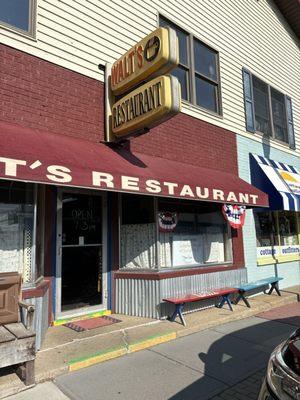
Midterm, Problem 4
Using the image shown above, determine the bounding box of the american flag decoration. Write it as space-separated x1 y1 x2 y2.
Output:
222 204 246 229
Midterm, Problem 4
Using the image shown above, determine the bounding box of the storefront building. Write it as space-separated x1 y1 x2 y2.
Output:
238 139 300 288
0 1 299 347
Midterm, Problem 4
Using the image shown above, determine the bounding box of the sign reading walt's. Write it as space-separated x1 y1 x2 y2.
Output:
110 27 178 95
106 27 181 141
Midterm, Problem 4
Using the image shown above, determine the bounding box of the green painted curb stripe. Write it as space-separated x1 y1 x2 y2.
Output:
68 331 176 365
68 345 125 365
129 331 176 346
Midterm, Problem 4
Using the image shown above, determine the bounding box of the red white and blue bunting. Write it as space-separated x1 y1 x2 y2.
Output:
222 204 246 229
158 212 178 232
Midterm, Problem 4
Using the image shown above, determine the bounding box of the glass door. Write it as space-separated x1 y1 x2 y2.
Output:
56 190 106 317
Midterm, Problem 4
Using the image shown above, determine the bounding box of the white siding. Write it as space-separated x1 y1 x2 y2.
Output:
1 0 300 152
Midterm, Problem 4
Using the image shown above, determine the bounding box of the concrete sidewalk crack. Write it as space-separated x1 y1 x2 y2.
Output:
121 329 130 352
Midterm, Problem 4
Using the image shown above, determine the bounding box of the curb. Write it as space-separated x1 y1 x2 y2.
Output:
68 331 177 372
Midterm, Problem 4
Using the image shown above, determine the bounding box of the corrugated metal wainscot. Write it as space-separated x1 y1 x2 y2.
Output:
22 288 49 350
115 269 247 319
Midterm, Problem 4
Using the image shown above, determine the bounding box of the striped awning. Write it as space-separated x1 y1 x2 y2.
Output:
250 154 300 211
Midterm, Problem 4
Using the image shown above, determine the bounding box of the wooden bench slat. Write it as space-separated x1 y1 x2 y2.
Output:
0 326 15 344
4 323 35 339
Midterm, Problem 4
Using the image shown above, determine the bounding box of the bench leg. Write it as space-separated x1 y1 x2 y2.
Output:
235 292 251 308
169 303 186 326
268 282 281 296
216 295 233 311
16 360 35 386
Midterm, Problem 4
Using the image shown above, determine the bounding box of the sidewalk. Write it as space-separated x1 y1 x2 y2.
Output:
1 286 299 399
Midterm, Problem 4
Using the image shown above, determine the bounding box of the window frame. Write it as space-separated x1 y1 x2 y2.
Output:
159 14 222 116
0 0 37 39
245 71 291 146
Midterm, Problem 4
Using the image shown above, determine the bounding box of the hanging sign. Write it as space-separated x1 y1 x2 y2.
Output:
111 27 178 95
222 204 246 229
111 75 181 137
158 211 178 232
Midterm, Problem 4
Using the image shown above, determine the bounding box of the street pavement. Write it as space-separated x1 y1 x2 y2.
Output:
6 308 299 400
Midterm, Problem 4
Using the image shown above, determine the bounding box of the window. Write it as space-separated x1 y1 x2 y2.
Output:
253 77 271 136
0 0 36 37
160 16 221 114
0 181 44 284
121 194 156 269
243 69 295 148
255 210 300 264
158 200 232 268
120 195 232 269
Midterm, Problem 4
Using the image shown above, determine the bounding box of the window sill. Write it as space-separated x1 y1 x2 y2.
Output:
182 100 223 120
114 263 242 280
0 22 37 42
254 130 291 149
257 255 300 266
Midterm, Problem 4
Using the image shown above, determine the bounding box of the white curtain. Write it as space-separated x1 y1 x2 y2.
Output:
121 223 156 269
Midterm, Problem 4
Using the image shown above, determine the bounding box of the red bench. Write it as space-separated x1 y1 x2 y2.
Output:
163 287 238 326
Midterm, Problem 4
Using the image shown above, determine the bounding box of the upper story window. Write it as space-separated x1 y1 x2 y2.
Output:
243 69 295 149
160 16 222 115
0 0 36 37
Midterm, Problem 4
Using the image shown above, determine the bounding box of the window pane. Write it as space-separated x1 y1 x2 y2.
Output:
254 212 278 246
271 88 288 143
0 181 35 282
0 0 30 32
159 17 188 65
171 66 189 101
253 77 271 135
158 201 232 268
195 76 217 112
278 211 298 245
194 39 217 81
121 195 156 269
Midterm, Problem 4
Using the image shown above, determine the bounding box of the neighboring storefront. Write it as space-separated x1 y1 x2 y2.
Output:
237 137 300 288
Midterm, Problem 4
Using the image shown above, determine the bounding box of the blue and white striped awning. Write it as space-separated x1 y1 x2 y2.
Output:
250 154 300 211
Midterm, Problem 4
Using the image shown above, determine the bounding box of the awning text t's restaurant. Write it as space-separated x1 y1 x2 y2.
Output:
0 122 268 207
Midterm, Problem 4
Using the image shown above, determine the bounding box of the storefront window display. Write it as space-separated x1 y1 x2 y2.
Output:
255 210 300 264
121 195 233 269
0 180 44 284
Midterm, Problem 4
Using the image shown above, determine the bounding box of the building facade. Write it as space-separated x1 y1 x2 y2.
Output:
0 0 299 347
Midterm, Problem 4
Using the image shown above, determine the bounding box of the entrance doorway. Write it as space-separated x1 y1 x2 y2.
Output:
56 190 107 318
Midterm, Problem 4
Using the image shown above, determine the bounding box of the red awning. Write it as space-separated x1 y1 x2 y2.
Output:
0 122 268 207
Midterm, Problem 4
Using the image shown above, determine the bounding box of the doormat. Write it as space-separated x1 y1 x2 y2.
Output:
64 316 122 332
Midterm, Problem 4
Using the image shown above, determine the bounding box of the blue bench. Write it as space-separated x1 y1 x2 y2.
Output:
234 276 283 308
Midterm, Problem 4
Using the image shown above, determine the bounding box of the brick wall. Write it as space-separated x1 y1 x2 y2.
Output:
0 44 104 143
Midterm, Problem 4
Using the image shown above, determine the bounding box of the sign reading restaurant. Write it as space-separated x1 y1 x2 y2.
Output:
107 27 181 141
112 76 180 137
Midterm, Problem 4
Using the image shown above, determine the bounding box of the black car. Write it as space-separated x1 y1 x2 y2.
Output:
258 328 300 399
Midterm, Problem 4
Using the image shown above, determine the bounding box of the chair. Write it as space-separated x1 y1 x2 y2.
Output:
0 272 36 386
